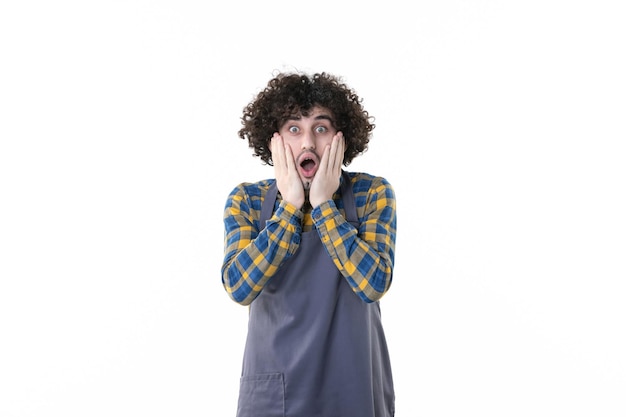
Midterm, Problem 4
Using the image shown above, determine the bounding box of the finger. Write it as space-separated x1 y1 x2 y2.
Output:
284 142 298 174
270 132 280 153
330 133 343 174
327 136 338 173
271 134 285 170
318 143 331 174
339 134 346 171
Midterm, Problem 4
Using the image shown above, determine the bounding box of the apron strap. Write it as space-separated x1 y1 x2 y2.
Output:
260 182 278 228
339 170 358 225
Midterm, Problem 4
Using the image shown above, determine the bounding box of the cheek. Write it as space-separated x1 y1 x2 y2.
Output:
319 136 335 149
284 142 299 156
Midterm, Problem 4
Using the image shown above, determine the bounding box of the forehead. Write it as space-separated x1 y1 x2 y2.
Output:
288 106 334 122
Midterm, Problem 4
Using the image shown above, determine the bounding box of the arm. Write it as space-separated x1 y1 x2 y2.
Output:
221 184 303 306
312 176 396 303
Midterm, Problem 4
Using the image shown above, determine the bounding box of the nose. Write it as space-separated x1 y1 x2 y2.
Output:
301 131 316 150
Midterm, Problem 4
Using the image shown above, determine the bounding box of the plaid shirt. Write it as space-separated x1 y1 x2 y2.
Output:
222 171 396 306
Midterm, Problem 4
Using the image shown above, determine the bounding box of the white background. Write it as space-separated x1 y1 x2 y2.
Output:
1 1 625 416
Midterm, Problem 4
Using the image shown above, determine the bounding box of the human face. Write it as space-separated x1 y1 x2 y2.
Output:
278 106 337 189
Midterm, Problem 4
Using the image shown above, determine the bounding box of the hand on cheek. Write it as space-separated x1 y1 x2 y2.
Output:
271 133 305 209
310 132 345 208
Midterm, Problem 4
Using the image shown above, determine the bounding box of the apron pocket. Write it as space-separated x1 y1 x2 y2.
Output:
237 372 285 417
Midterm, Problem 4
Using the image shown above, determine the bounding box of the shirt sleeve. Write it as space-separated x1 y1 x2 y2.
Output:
221 184 303 306
311 176 396 303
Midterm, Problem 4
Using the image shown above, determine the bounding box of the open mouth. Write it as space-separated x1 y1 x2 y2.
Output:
298 154 318 178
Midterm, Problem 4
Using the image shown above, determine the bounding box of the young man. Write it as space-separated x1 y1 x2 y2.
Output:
222 71 397 417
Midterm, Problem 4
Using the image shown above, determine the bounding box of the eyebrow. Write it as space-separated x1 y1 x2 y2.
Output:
314 114 334 123
285 114 334 123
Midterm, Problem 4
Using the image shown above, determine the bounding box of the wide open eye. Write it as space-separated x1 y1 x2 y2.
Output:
315 125 328 134
288 126 299 134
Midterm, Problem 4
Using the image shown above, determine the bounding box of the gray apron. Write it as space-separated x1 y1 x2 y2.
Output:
237 171 394 417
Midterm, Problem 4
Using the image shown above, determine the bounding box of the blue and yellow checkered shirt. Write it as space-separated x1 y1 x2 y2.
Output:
222 171 396 306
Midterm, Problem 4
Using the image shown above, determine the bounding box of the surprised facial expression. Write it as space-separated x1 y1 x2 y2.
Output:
278 106 337 190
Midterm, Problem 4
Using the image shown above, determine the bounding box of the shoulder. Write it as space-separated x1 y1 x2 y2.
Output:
227 178 275 199
345 171 394 194
344 172 396 220
224 179 275 213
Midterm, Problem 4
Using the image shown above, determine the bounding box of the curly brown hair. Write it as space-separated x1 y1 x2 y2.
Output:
238 72 375 166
